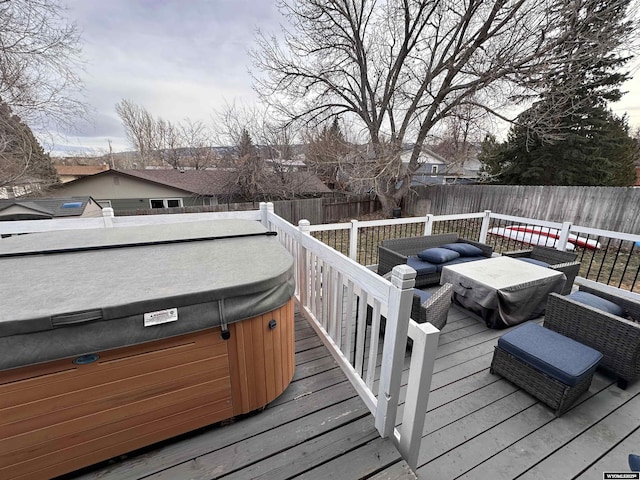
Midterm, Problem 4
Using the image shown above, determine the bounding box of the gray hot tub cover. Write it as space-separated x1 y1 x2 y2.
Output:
0 219 295 370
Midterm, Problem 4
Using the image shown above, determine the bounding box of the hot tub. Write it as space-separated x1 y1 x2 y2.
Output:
0 219 296 480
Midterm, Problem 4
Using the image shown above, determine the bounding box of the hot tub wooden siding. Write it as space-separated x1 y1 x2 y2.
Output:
0 299 295 480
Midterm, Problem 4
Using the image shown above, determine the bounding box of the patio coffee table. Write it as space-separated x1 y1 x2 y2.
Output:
440 256 566 328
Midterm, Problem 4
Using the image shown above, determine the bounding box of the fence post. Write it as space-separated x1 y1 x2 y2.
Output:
557 221 572 251
102 207 114 228
349 219 359 261
298 219 311 306
423 214 433 236
399 321 440 470
375 264 416 438
479 210 492 243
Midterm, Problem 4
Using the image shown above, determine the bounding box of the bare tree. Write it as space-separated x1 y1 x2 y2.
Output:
115 99 157 167
252 0 638 213
0 0 85 129
116 100 219 169
179 119 217 169
212 102 318 200
0 0 84 192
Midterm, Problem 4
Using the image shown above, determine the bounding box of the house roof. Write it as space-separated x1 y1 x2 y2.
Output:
0 196 99 220
61 169 331 197
400 148 447 165
55 165 110 176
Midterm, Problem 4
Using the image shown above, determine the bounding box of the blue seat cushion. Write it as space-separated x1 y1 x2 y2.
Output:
441 242 484 257
516 257 550 268
413 288 432 304
567 291 626 317
417 247 460 264
406 256 438 275
497 322 602 386
630 454 640 472
435 255 486 272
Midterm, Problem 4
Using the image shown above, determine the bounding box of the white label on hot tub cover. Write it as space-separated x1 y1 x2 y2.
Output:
144 308 178 327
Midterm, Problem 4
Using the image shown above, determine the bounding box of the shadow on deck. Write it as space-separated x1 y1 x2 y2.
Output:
61 301 640 479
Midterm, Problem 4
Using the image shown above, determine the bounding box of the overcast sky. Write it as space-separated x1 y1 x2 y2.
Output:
50 0 640 156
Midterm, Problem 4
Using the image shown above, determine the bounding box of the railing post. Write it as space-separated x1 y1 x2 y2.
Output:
298 219 311 306
399 321 440 470
349 219 359 261
479 210 492 243
102 207 114 228
557 221 572 251
259 202 268 227
375 264 416 438
423 214 433 236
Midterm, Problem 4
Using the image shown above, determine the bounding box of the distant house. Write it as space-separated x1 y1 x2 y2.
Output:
401 149 448 186
0 196 102 221
442 157 483 184
49 169 331 213
402 148 483 185
54 164 110 183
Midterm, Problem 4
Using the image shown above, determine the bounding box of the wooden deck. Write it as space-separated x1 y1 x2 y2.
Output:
60 302 639 480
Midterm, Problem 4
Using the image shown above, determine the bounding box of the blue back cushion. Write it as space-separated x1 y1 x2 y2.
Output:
441 242 484 257
630 454 640 472
567 291 625 317
413 288 432 304
417 247 460 264
516 257 550 268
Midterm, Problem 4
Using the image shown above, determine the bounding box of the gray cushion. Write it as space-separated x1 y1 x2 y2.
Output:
406 256 438 275
516 257 550 268
498 322 602 386
567 291 626 317
417 247 460 264
441 242 484 257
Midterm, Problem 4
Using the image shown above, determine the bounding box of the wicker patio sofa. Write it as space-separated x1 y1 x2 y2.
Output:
544 283 640 389
502 246 580 295
377 233 493 287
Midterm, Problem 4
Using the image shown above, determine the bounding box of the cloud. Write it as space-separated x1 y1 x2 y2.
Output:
47 0 640 155
50 0 280 153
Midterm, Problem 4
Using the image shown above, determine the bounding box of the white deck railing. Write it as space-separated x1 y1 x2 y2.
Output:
263 203 439 467
309 210 640 293
0 203 439 470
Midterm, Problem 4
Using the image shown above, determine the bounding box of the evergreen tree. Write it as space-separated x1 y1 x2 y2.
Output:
237 128 257 160
305 117 349 189
0 98 59 192
481 0 638 186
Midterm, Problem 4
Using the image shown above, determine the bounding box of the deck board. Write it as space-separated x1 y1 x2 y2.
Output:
60 302 640 480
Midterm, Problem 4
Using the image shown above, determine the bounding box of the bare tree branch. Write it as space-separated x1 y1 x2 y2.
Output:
252 0 638 212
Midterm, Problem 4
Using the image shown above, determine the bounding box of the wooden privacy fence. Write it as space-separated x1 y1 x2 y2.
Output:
407 185 640 234
117 194 380 225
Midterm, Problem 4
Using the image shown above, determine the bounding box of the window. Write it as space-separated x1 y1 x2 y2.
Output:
150 198 183 209
431 165 438 176
61 202 83 209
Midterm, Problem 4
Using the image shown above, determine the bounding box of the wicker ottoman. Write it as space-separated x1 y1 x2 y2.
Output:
490 322 603 416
